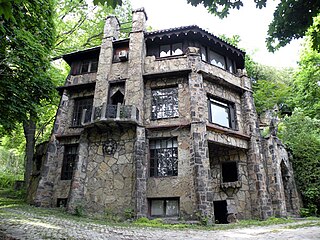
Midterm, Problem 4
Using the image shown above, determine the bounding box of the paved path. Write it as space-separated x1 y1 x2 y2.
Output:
0 208 320 239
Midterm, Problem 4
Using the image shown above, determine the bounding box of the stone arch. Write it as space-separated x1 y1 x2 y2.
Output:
110 90 124 105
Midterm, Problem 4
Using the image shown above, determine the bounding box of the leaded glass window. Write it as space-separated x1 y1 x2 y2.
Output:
72 97 93 126
151 87 178 119
150 138 178 177
61 145 78 180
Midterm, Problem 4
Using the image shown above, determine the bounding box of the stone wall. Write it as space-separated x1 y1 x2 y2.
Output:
146 128 197 219
72 127 137 215
208 144 252 219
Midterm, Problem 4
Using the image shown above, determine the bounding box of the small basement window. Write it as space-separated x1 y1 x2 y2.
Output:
57 198 68 208
221 161 238 182
149 198 179 217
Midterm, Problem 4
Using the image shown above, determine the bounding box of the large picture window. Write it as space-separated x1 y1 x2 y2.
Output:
149 138 178 177
149 198 179 217
208 98 236 129
151 87 178 119
61 145 78 180
72 97 93 127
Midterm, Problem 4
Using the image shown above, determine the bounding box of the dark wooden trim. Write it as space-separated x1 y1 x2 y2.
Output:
56 82 96 95
143 69 192 80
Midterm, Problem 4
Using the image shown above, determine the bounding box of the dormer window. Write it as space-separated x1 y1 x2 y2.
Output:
159 43 183 57
71 59 98 75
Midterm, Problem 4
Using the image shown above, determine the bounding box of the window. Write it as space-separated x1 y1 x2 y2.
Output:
149 198 179 217
61 145 78 180
159 43 183 57
71 59 98 75
150 138 178 177
72 97 93 126
151 87 178 119
208 98 236 129
208 50 226 69
201 46 235 73
221 161 238 182
57 198 68 208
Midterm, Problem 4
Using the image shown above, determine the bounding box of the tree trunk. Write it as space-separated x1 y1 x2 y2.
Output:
23 118 36 188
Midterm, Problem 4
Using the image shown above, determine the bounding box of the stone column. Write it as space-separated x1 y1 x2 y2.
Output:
125 8 148 218
125 8 147 119
93 16 120 107
187 47 214 224
241 76 272 219
66 132 89 213
135 126 147 217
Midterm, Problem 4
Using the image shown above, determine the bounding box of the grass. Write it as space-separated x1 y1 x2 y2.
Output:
1 187 320 232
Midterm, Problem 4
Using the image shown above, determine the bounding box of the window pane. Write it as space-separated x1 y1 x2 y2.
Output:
61 145 78 180
90 61 98 72
172 43 183 55
201 46 207 61
227 58 234 73
160 45 171 57
151 200 164 216
210 101 229 128
166 200 179 216
151 87 178 119
72 97 93 126
80 61 89 73
149 138 178 177
208 50 226 69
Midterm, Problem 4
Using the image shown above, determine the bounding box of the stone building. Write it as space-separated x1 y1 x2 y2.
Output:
30 9 301 223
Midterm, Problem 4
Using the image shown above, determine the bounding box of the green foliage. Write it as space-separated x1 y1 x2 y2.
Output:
267 2 320 52
291 43 320 119
308 14 320 52
54 0 132 56
124 208 134 220
74 203 85 217
186 0 320 52
0 0 56 133
278 110 320 215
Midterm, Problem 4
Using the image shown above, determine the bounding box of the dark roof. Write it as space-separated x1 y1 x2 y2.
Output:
62 46 101 65
145 25 245 57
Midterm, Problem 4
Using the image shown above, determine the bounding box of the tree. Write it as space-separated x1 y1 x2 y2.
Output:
0 0 56 186
186 0 320 52
278 110 320 215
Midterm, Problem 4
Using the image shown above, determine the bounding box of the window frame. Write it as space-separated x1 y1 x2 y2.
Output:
71 59 98 75
151 86 179 120
149 138 178 177
61 145 78 180
149 198 180 217
208 97 236 130
159 42 183 58
72 96 94 127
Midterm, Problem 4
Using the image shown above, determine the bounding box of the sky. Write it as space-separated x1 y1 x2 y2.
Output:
131 0 303 68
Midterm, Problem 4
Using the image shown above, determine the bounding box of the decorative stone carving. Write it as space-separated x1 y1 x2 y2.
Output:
102 139 117 155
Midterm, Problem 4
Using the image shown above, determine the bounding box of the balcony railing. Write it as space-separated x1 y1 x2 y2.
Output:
81 103 139 126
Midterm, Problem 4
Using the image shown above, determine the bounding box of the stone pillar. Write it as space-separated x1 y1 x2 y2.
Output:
241 77 272 219
67 132 89 213
135 126 147 217
93 16 120 107
125 8 148 218
125 8 147 119
187 47 214 224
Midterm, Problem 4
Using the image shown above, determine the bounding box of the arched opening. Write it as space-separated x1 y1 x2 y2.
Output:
110 90 124 105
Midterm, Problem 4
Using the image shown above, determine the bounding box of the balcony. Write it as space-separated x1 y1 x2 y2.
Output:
81 103 139 128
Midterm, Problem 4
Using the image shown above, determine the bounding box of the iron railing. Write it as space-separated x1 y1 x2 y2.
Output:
81 103 139 125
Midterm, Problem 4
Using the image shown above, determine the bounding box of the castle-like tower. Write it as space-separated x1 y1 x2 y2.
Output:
30 9 300 223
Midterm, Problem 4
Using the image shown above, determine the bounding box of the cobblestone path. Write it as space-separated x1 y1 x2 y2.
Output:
1 208 320 239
